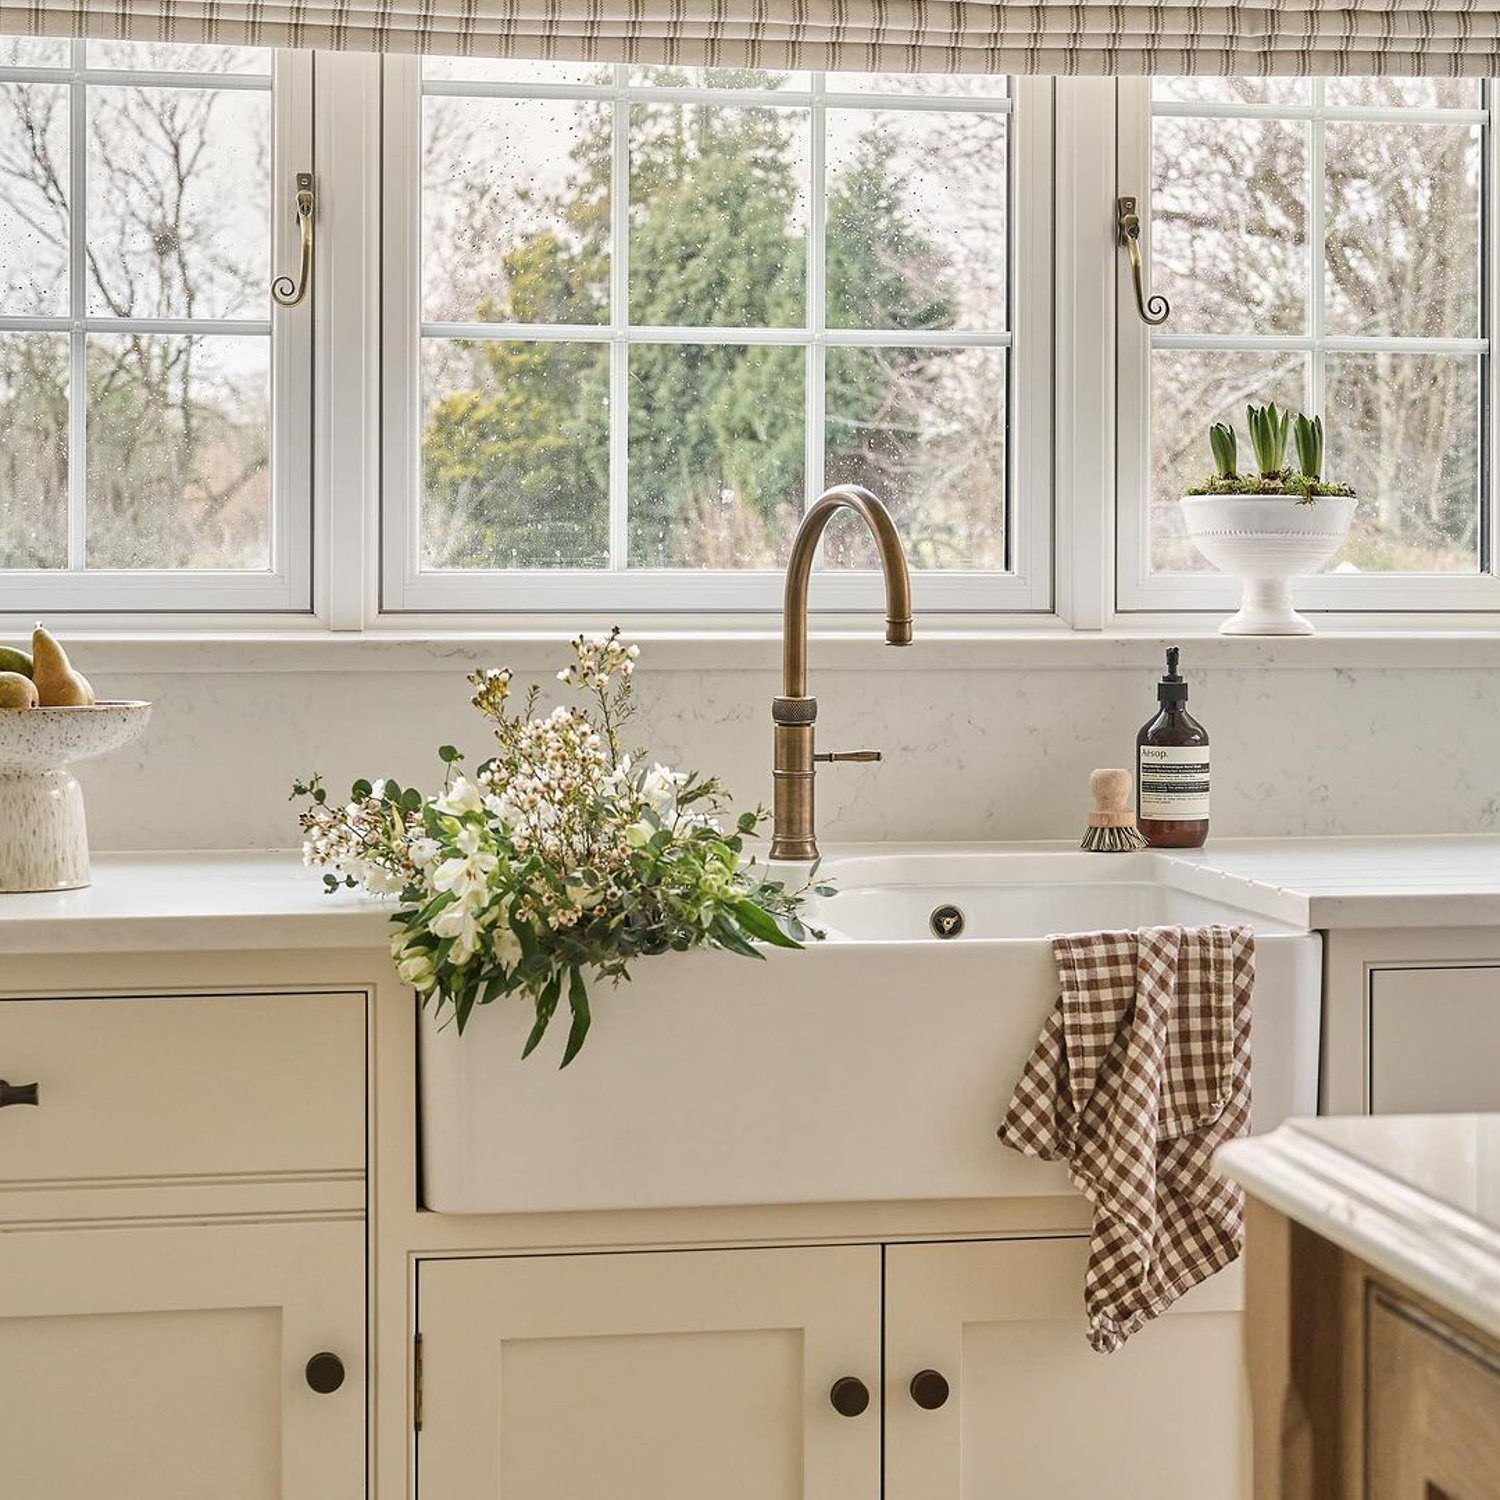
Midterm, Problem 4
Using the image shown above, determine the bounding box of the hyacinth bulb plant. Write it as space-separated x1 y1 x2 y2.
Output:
294 630 823 1066
1186 403 1353 504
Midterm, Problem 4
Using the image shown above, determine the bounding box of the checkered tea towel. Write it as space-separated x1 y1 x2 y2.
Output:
998 924 1254 1353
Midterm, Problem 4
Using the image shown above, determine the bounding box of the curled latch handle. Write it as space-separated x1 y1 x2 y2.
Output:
1117 195 1169 327
272 172 315 309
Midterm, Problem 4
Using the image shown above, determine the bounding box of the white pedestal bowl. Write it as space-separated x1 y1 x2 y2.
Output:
1179 493 1357 636
0 702 153 893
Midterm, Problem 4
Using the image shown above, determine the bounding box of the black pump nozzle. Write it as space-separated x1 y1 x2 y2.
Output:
1158 643 1188 704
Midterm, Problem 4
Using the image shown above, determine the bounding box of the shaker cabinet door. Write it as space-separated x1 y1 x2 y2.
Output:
0 1220 365 1500
884 1237 1248 1500
416 1245 881 1500
1369 965 1500 1113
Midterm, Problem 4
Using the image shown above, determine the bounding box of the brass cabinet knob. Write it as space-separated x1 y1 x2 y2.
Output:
828 1376 870 1417
909 1369 950 1410
305 1352 346 1394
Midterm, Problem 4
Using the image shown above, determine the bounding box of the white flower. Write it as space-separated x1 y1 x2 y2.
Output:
435 776 483 817
395 947 438 990
361 865 407 896
431 899 485 964
640 762 688 814
491 924 522 967
408 836 441 868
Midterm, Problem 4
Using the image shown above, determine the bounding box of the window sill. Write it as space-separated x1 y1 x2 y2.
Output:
46 623 1500 676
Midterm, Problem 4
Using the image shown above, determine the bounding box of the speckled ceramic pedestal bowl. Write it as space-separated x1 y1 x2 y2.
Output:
0 702 153 893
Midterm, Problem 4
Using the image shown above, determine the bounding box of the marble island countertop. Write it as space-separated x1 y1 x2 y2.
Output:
1219 1114 1500 1342
3 834 1500 954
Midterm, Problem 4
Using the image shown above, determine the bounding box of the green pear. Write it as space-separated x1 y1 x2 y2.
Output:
0 646 31 677
0 671 38 709
30 625 95 708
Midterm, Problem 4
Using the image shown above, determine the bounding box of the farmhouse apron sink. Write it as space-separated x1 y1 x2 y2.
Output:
419 848 1321 1214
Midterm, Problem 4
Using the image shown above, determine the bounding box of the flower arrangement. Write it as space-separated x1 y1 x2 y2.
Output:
293 630 821 1066
1186 403 1355 504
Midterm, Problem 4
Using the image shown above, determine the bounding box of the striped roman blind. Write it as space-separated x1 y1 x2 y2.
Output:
0 1 1496 75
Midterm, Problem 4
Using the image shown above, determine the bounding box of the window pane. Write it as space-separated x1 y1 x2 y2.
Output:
0 332 68 568
628 102 809 327
1325 78 1480 110
86 333 270 569
825 345 1005 570
826 109 1005 332
0 37 69 68
423 94 609 325
423 58 606 84
1325 353 1480 572
1152 114 1307 335
828 72 1009 97
628 343 804 567
1324 120 1480 339
421 337 609 568
1153 78 1310 105
629 66 804 90
85 40 270 74
87 84 272 320
1149 348 1306 572
0 81 69 316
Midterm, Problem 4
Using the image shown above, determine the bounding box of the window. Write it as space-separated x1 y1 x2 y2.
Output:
0 37 312 613
1117 76 1500 613
382 62 1051 614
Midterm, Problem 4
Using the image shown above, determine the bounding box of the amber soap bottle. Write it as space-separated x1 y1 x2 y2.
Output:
1136 645 1209 849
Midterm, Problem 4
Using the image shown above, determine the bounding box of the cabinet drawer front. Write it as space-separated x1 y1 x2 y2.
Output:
0 991 365 1190
1369 966 1500 1113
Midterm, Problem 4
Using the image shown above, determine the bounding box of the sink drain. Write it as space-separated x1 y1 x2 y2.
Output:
929 903 966 939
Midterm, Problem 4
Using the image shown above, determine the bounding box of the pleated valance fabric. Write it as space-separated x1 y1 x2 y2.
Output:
3 0 1499 76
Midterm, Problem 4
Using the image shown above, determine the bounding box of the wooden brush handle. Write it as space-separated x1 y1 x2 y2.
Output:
1087 768 1136 828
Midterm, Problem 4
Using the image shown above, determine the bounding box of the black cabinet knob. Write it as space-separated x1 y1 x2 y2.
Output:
828 1376 870 1418
909 1369 950 1410
304 1352 346 1394
0 1080 39 1108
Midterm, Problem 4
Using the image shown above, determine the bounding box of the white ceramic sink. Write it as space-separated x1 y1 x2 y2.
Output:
807 850 1289 942
420 847 1321 1214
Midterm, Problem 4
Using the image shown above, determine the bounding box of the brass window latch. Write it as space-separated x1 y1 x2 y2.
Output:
271 172 315 308
1117 196 1170 327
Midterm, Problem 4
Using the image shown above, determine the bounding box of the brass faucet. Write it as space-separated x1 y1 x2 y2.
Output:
770 485 913 861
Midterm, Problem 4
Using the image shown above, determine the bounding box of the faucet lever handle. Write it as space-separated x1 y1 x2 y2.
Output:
815 750 882 763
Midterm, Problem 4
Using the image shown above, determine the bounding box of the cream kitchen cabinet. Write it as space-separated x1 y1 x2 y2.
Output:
415 1237 1248 1500
0 1220 365 1499
1323 933 1500 1115
415 1245 883 1500
0 988 368 1500
884 1238 1247 1500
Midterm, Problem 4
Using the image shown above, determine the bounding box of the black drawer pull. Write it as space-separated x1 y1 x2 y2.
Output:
828 1376 869 1417
909 1369 950 1410
305 1352 346 1394
0 1080 39 1108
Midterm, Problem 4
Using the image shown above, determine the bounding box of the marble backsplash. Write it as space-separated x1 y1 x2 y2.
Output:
75 655 1500 850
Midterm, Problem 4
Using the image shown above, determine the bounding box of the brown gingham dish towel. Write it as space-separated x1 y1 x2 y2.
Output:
998 924 1254 1352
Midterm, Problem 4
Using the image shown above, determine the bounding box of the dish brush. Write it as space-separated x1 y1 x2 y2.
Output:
1080 768 1146 853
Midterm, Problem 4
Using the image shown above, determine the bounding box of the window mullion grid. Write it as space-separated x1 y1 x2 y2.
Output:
1309 79 1327 444
609 63 629 571
807 69 827 560
1484 77 1497 577
66 37 87 572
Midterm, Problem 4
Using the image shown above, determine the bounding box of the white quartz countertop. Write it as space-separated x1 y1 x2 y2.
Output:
0 851 393 954
3 834 1500 954
1219 1114 1500 1342
1167 835 1500 928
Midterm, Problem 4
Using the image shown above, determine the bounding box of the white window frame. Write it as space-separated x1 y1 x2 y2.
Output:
1114 75 1500 616
379 61 1054 617
0 41 314 616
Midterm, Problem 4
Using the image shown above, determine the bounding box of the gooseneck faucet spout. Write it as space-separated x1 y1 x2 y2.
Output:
771 486 913 862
